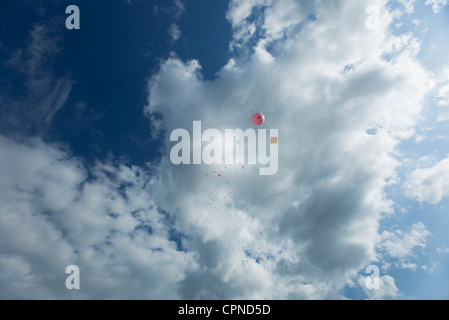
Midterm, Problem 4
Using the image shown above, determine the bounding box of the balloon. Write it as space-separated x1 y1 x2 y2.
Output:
252 113 265 126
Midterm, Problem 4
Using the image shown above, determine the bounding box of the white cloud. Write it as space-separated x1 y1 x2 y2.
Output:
398 0 418 13
262 0 308 40
0 0 438 299
229 22 257 51
437 84 449 106
1 24 72 137
227 0 318 50
168 23 181 42
145 0 434 299
421 261 439 274
226 0 269 50
358 275 399 299
379 222 430 270
437 113 449 121
425 0 449 13
226 0 270 28
398 0 448 16
0 136 196 299
404 157 449 204
172 0 185 19
152 0 185 19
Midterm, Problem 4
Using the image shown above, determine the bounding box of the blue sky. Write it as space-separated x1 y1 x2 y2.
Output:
0 0 449 299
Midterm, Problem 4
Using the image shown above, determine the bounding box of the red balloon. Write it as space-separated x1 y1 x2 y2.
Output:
252 113 265 126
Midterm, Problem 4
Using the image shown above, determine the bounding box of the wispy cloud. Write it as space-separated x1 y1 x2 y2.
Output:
1 23 72 137
168 23 181 42
172 0 185 19
378 222 430 271
425 0 449 13
398 0 418 13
